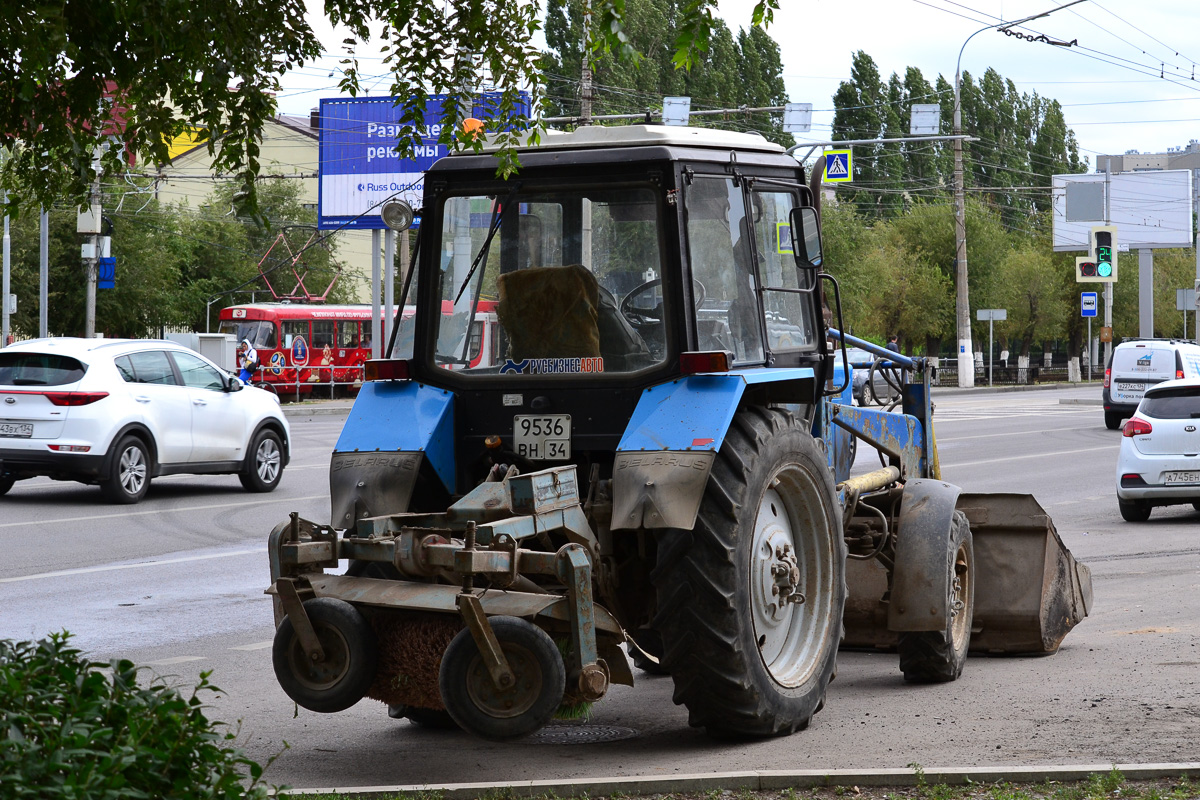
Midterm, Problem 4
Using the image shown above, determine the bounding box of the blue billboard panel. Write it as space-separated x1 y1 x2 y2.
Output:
317 93 530 230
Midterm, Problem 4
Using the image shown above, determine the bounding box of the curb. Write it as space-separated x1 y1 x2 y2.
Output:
931 382 1099 398
278 763 1200 799
281 403 354 418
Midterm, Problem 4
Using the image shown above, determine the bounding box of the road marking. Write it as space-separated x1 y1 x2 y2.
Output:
230 641 273 651
939 424 1099 443
0 493 325 531
942 444 1117 469
0 547 267 584
145 656 207 665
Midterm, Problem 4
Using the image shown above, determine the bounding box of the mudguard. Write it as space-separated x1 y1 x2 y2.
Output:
887 478 963 633
610 368 815 530
329 381 455 528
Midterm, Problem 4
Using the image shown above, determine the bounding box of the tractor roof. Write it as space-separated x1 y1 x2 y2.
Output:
460 124 786 156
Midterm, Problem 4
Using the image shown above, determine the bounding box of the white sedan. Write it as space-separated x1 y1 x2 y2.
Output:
0 337 290 503
1115 378 1200 521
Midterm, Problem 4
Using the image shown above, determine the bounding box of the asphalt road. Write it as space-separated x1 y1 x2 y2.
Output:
2 386 1198 789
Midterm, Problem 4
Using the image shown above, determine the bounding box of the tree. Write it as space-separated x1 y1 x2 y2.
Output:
2 0 766 219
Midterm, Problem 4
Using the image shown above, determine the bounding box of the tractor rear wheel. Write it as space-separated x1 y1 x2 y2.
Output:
652 407 846 737
897 510 974 683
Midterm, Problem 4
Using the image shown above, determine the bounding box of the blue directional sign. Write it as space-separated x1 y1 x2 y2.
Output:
318 93 530 230
97 256 116 289
1081 291 1098 318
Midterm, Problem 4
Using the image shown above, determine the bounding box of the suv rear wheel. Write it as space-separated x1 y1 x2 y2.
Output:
101 436 151 504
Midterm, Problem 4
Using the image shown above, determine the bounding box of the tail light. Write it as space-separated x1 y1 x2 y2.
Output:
44 392 109 407
1178 369 1185 379
364 359 410 382
680 351 732 375
1103 368 1111 389
1123 417 1152 437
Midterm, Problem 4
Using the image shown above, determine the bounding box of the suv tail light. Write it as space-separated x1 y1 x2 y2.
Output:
364 359 410 382
1103 367 1111 389
43 391 109 407
680 351 732 375
1122 417 1152 437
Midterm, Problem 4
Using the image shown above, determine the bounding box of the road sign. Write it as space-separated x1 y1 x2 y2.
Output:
1177 288 1197 311
823 149 852 183
1100 327 1113 343
97 256 116 290
1081 292 1098 317
976 309 1007 321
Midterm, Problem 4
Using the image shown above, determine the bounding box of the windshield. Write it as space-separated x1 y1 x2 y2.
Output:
431 186 666 377
218 319 276 348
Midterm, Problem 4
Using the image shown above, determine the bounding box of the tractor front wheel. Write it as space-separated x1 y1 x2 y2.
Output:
439 616 565 741
652 407 846 737
272 598 378 713
897 510 974 683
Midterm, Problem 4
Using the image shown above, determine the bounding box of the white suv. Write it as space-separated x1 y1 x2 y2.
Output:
0 338 290 503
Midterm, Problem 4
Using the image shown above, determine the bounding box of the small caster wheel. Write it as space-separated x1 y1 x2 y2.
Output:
438 616 565 741
272 598 377 713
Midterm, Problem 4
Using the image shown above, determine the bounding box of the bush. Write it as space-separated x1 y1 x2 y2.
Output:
0 632 277 799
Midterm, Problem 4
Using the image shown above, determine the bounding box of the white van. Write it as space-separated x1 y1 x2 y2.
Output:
1103 339 1200 429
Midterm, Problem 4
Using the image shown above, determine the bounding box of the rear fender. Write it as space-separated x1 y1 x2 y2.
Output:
610 368 815 530
329 381 454 528
888 478 962 633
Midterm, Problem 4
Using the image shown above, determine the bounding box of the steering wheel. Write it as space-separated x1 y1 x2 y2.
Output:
620 279 707 322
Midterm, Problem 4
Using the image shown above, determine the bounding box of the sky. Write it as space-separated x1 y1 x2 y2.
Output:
276 0 1200 170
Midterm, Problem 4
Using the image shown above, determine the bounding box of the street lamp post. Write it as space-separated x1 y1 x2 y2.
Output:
951 1 1084 388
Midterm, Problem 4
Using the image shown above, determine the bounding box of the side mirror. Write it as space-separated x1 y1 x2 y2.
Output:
788 206 823 268
226 375 245 393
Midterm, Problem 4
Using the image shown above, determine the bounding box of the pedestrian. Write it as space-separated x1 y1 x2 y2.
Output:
238 339 259 384
885 335 900 354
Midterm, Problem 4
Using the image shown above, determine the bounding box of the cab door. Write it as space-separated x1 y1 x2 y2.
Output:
170 351 246 463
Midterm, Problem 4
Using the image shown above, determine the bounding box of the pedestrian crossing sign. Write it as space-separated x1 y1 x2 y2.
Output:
824 149 852 183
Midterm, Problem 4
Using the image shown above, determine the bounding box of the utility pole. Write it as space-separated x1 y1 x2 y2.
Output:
951 1 1083 388
39 207 48 338
81 168 101 339
2 191 10 348
580 0 594 125
1104 165 1113 369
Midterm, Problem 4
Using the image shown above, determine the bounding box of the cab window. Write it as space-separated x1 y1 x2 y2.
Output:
750 189 816 351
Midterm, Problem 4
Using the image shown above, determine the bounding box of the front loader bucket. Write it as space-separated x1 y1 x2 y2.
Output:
841 493 1092 655
956 493 1092 654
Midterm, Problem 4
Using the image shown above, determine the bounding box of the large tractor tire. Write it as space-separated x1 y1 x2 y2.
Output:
652 407 846 737
897 510 974 683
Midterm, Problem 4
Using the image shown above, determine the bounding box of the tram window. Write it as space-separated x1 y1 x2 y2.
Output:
312 321 335 348
338 321 360 348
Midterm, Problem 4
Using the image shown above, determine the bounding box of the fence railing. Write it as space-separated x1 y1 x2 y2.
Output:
245 364 365 402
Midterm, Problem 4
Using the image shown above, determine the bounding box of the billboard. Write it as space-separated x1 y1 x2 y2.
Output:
317 93 530 230
1052 170 1193 251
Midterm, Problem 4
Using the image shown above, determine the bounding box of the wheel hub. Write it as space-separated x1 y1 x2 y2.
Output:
465 644 543 719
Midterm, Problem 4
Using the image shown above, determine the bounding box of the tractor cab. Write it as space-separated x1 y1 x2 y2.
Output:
383 125 829 502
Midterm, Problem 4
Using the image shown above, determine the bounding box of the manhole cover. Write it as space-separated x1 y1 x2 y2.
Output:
526 723 638 745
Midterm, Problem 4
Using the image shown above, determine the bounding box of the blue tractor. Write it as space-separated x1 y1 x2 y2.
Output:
267 126 1091 741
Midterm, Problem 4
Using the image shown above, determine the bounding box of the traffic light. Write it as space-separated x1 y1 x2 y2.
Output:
1076 225 1117 283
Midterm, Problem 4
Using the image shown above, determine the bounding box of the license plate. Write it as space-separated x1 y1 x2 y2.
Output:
1116 382 1144 392
0 422 33 438
513 415 571 461
1165 471 1200 485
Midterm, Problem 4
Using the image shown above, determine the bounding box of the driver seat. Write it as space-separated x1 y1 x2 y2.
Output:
496 265 602 360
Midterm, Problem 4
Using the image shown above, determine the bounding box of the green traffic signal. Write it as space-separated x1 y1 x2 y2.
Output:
1094 232 1114 278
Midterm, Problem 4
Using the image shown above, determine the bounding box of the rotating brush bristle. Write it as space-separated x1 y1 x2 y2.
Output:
366 611 462 709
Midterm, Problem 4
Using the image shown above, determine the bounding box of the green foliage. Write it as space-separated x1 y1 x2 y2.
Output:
831 52 1087 221
542 0 791 144
0 632 276 799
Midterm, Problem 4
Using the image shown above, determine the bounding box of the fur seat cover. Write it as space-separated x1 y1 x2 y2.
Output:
497 265 602 360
